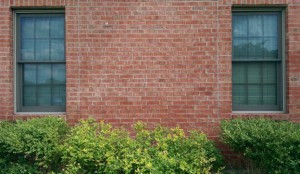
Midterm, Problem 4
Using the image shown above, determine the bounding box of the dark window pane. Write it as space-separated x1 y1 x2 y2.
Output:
24 64 36 85
263 85 277 105
249 15 263 37
52 85 66 106
263 63 277 83
52 64 66 84
37 86 51 106
233 15 248 37
248 85 262 105
232 63 246 83
37 64 51 84
264 38 278 59
36 39 50 60
248 63 261 83
233 85 247 105
23 86 36 106
35 17 50 38
233 39 248 59
51 39 65 61
51 17 64 38
21 39 35 60
248 38 264 58
21 17 34 39
264 15 278 37
233 62 279 106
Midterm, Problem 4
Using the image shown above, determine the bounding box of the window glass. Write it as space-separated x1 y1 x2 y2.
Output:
52 86 66 106
21 17 34 38
50 17 65 38
52 64 66 84
233 85 247 105
24 64 36 85
35 17 50 38
36 39 50 60
263 15 278 37
233 14 278 60
37 86 52 106
232 11 282 111
21 39 35 60
17 13 65 112
23 86 37 106
37 64 51 84
51 39 65 60
248 15 263 37
233 15 248 37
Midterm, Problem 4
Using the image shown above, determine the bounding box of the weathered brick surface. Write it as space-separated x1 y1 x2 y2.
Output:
0 0 299 163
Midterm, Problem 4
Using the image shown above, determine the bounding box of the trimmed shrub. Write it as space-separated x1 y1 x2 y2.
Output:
0 117 69 173
61 120 223 174
221 118 300 174
0 117 223 173
61 119 133 174
131 122 224 174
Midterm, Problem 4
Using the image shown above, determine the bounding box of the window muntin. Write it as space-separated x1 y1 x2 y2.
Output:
232 11 283 111
16 13 65 112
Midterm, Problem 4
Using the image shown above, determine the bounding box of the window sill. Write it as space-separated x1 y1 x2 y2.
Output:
232 111 285 114
14 112 66 115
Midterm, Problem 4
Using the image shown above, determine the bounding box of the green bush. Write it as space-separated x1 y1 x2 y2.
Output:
0 160 41 174
221 118 300 174
61 119 133 174
0 117 69 173
0 117 223 173
130 122 224 174
61 120 223 174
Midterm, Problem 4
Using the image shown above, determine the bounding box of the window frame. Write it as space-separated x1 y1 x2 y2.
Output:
14 10 66 113
232 7 286 113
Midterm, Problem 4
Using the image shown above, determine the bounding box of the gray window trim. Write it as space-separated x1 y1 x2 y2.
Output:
232 8 286 112
14 10 66 113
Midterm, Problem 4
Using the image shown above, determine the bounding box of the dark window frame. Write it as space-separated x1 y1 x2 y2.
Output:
232 7 286 112
15 10 66 113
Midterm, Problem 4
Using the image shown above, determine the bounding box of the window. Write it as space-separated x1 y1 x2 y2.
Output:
232 8 285 111
15 11 66 112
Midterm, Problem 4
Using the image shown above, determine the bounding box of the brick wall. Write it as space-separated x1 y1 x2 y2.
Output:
0 0 299 155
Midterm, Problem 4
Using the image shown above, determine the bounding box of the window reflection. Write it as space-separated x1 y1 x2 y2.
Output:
20 15 66 108
233 14 278 60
